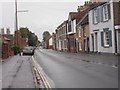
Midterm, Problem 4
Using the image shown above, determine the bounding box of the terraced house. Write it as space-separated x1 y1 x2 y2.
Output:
76 2 91 53
89 1 120 54
56 21 68 51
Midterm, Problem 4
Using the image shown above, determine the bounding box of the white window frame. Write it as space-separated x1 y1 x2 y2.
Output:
93 8 98 24
103 5 109 21
79 42 82 51
78 26 81 37
104 30 109 47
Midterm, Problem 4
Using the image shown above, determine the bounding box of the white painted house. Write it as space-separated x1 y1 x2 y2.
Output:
89 1 115 53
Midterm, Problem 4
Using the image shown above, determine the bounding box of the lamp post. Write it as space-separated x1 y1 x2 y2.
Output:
14 0 28 47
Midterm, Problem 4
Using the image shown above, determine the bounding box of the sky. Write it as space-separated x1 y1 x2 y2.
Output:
1 0 88 41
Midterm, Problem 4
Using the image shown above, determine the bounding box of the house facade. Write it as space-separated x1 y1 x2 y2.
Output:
78 14 89 52
76 3 90 52
52 32 57 50
1 28 14 59
89 1 119 54
67 12 78 52
56 21 68 51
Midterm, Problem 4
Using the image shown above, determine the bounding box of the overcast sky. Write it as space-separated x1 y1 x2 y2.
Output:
1 0 88 41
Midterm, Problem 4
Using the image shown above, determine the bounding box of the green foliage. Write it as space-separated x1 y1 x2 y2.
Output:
28 31 38 46
12 45 20 55
19 27 38 47
43 31 51 41
19 27 29 38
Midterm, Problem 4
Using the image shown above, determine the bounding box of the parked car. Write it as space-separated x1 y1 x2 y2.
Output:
22 46 34 55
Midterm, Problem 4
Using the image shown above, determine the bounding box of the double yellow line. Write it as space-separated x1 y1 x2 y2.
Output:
31 56 52 89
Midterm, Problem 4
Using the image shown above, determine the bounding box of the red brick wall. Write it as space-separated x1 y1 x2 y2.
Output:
113 2 120 25
68 34 76 52
2 44 9 59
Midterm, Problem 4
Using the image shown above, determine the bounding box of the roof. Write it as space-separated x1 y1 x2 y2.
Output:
69 12 78 20
2 34 14 40
89 2 106 11
57 20 67 29
76 8 89 24
68 7 89 25
4 37 10 41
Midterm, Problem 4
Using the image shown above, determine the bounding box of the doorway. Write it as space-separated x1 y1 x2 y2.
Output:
91 34 94 52
95 32 98 52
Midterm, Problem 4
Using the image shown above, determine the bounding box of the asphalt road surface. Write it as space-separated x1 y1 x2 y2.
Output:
34 48 118 88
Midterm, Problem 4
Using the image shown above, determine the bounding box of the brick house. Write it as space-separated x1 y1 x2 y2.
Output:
52 32 57 50
76 13 90 52
76 2 90 53
43 35 51 49
56 21 68 51
2 36 14 59
1 28 14 59
67 12 78 52
14 30 27 49
67 8 90 53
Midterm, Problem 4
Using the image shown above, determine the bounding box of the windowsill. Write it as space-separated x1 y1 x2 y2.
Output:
102 19 109 23
104 45 110 48
93 22 98 25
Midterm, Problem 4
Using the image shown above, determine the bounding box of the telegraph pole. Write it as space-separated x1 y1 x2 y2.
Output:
14 0 28 46
15 0 18 46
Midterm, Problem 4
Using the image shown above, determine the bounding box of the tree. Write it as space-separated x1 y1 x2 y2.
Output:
19 27 38 46
28 31 38 46
19 27 29 38
42 31 51 41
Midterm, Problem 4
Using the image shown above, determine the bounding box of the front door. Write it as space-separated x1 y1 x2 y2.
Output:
91 34 94 52
95 32 98 52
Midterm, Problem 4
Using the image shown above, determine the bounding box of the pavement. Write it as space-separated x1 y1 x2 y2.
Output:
1 55 35 88
43 49 118 68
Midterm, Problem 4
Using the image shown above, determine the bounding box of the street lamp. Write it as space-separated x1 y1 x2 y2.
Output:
14 0 28 46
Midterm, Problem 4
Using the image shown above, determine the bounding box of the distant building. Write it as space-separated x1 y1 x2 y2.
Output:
52 32 57 50
1 28 14 59
49 36 53 49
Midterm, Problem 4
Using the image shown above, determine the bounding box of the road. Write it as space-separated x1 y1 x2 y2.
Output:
34 48 118 88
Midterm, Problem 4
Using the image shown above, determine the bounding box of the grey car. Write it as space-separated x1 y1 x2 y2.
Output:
22 46 34 55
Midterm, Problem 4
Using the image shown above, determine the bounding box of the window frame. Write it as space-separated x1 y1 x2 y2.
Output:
93 8 99 24
103 4 109 21
104 30 110 47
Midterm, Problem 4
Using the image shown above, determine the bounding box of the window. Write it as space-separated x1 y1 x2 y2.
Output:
83 26 86 37
101 28 112 47
79 42 82 51
78 26 81 37
104 30 109 46
68 21 71 32
93 8 99 24
103 5 109 21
